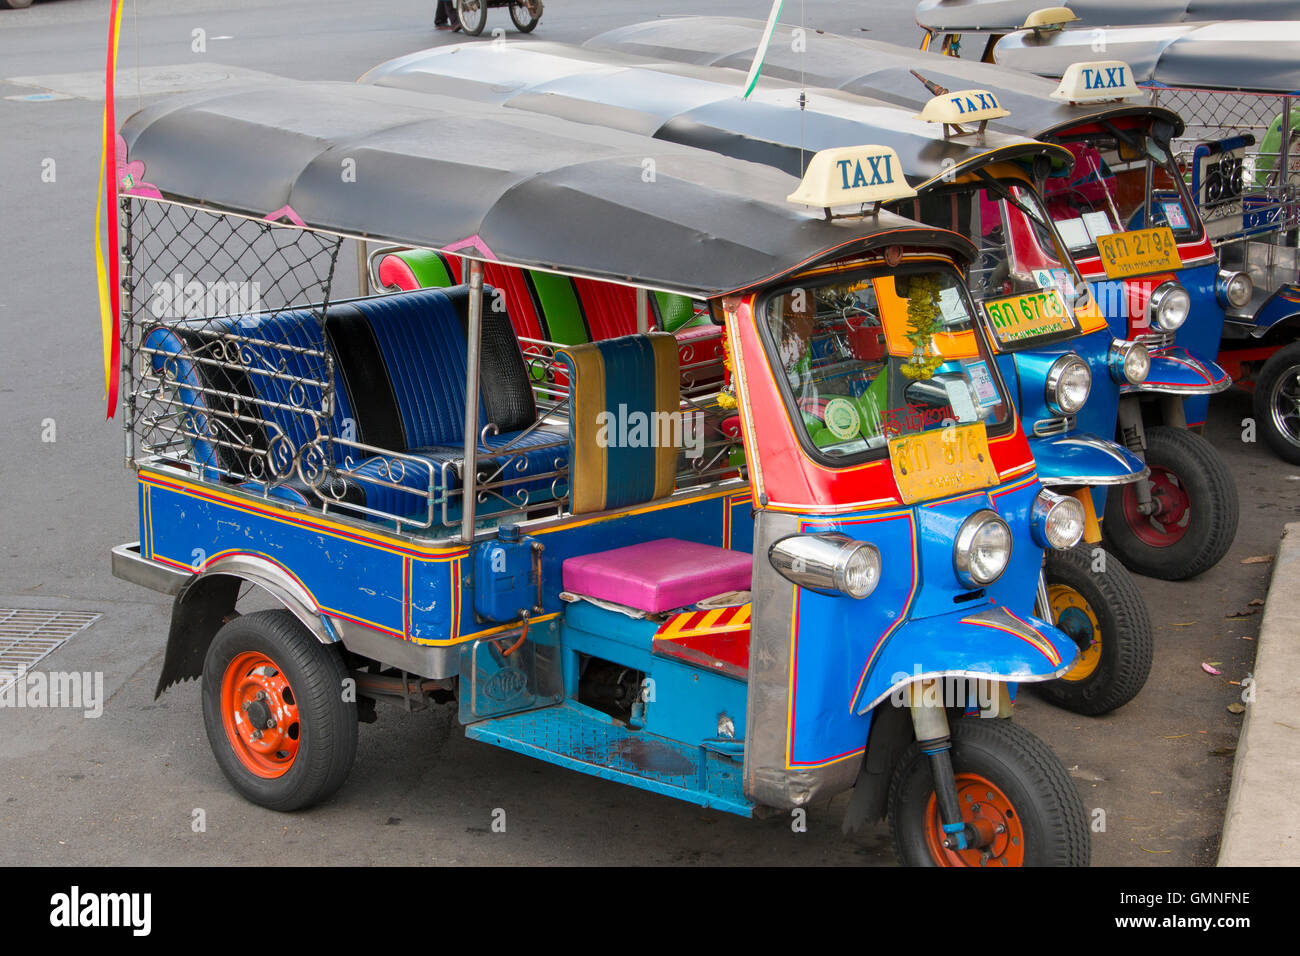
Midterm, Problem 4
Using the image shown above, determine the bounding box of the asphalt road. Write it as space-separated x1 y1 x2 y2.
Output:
0 0 1291 867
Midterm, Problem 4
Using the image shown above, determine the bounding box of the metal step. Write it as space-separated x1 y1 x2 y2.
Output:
465 701 753 817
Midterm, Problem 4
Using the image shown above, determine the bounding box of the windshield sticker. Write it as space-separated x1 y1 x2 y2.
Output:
1163 201 1189 230
964 360 1001 408
1082 211 1116 242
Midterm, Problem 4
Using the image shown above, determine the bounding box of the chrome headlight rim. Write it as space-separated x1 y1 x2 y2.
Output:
1030 490 1086 550
953 509 1013 589
1148 280 1191 331
1108 339 1150 385
768 532 882 599
1044 354 1092 416
1216 269 1253 310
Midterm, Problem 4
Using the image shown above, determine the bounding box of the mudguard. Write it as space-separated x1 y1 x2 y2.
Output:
851 603 1078 715
1031 431 1147 487
1124 347 1230 396
1248 286 1300 336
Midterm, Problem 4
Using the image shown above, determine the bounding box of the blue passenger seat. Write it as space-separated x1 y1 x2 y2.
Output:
143 286 567 525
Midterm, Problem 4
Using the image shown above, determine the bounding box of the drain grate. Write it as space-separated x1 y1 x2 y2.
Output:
0 609 102 691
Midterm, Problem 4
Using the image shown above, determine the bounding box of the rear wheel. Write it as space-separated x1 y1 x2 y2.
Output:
201 610 357 811
1254 341 1300 464
509 0 542 32
1103 425 1238 580
888 718 1089 867
0 0 35 9
1035 544 1153 715
456 0 488 36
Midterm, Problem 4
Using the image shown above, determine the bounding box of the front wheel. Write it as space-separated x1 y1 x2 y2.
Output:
1103 425 1238 580
509 0 542 32
201 609 358 811
888 718 1090 867
456 0 488 36
1253 341 1300 464
1035 543 1153 715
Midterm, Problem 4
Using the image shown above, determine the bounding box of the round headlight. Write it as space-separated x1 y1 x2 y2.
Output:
1217 269 1254 310
1031 490 1086 550
768 533 881 599
954 510 1012 588
1149 281 1191 331
1108 339 1150 385
1045 354 1092 416
838 544 882 598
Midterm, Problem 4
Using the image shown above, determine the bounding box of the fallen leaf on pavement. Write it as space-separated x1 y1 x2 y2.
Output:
1227 702 1246 714
1248 598 1265 606
1241 555 1273 564
1201 662 1222 675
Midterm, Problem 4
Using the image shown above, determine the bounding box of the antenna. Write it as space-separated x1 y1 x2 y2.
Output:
910 69 949 98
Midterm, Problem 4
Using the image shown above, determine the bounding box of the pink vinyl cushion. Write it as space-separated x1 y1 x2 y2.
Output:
563 538 752 614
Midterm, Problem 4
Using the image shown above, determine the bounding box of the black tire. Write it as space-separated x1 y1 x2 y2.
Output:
456 0 488 36
888 718 1090 867
1035 544 1153 715
201 609 357 812
1102 425 1238 580
1253 341 1300 465
508 0 541 32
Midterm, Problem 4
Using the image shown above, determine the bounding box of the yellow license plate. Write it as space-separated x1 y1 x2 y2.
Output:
888 422 1002 504
983 288 1078 349
1095 227 1182 279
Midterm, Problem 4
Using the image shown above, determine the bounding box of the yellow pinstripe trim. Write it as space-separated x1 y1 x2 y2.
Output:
140 468 469 559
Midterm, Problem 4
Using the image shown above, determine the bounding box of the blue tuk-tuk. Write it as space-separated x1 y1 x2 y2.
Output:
996 19 1300 463
108 80 1092 864
362 39 1156 715
585 17 1239 583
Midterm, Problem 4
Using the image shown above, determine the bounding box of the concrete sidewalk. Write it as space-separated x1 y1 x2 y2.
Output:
1218 521 1300 866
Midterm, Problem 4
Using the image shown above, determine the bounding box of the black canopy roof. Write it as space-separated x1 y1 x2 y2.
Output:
584 17 1181 141
118 80 974 298
364 43 1071 188
995 21 1300 95
916 0 1300 33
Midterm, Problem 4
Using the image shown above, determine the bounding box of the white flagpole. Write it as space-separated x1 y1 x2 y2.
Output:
741 0 786 99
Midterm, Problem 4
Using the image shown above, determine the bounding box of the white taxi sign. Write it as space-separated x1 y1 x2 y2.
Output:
786 145 917 210
915 89 1010 131
1022 7 1078 31
1051 61 1142 104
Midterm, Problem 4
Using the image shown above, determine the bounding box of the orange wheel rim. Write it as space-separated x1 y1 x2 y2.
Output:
220 651 301 778
923 773 1025 867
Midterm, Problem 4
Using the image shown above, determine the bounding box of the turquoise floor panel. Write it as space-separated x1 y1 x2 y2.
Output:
465 701 753 817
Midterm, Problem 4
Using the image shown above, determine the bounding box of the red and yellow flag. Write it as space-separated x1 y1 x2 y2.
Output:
96 0 124 419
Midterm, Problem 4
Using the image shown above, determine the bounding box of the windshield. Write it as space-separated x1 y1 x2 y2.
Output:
1044 131 1204 255
761 263 1012 465
911 178 1090 311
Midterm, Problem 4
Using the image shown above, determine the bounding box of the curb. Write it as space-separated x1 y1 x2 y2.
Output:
1217 521 1300 866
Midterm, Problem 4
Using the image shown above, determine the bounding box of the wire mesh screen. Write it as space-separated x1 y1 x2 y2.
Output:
123 197 344 496
1154 88 1300 245
122 200 572 533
